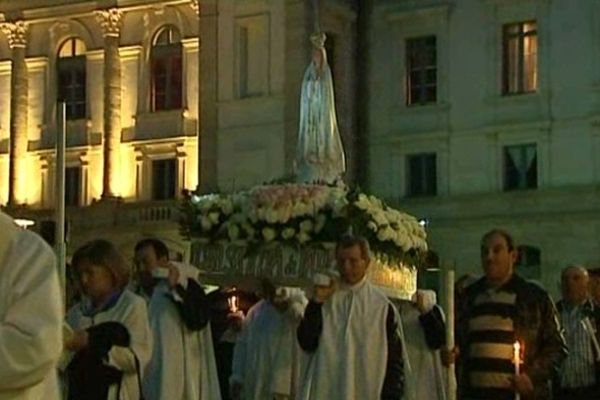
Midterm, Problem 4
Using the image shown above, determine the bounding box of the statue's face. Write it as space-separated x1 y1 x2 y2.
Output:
312 49 323 69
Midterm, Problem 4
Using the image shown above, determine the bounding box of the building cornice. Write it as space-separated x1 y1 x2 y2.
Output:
383 2 451 22
14 0 192 25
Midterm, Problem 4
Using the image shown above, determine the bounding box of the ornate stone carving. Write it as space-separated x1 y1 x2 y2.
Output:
0 21 27 48
189 0 200 16
95 8 123 37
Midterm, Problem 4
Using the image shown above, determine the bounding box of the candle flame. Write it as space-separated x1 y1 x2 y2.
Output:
228 295 239 313
513 341 520 352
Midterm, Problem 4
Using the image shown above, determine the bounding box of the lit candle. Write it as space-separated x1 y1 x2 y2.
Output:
228 295 239 313
513 341 521 400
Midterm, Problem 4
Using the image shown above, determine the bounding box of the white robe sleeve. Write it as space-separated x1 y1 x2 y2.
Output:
107 298 152 374
0 231 63 390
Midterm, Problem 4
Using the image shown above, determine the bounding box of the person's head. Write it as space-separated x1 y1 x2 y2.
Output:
480 229 517 287
260 278 292 312
71 239 129 305
134 238 170 287
310 32 327 69
561 265 589 305
260 278 277 302
336 235 371 285
589 268 600 304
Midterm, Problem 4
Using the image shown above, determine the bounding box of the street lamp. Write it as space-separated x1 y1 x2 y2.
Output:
14 218 35 229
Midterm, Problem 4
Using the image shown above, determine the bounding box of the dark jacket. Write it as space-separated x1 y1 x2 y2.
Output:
457 274 567 400
67 322 131 400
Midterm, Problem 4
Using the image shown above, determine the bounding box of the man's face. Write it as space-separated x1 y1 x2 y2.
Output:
480 233 517 287
337 244 369 285
590 276 600 304
135 246 164 285
561 267 589 304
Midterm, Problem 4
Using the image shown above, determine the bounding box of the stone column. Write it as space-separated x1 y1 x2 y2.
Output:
191 0 219 192
190 1 203 192
95 8 123 199
1 21 29 205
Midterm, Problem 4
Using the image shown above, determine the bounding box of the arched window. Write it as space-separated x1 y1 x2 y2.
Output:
151 26 182 111
57 38 86 120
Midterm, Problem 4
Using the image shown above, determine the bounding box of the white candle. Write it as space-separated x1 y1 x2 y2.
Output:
445 268 456 400
514 341 521 400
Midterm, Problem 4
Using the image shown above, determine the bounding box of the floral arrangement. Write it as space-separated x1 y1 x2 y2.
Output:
180 183 428 267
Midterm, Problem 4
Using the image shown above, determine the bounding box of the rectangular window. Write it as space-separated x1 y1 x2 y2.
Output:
151 49 183 111
503 21 538 94
406 153 437 197
65 166 81 207
503 144 537 190
57 57 86 120
152 159 177 200
406 36 437 106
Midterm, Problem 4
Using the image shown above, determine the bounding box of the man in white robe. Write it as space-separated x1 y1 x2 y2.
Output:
0 211 63 400
135 238 221 400
394 290 447 400
297 235 404 400
230 282 308 400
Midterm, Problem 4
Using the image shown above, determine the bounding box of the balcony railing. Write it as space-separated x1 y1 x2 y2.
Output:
4 199 182 235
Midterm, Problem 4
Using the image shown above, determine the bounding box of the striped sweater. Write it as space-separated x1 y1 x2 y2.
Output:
465 285 517 400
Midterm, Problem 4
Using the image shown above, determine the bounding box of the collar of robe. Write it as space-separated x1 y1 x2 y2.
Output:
82 290 124 317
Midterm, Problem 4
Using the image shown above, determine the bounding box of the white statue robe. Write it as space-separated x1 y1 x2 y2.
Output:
62 290 153 400
398 302 446 400
297 52 346 183
143 278 222 400
0 212 62 400
299 279 390 400
231 293 307 400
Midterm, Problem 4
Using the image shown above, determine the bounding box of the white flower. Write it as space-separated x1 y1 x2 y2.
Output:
227 224 240 240
299 220 314 232
354 193 371 210
282 227 296 240
377 226 395 242
220 199 234 215
315 214 327 232
200 216 212 231
262 227 276 242
276 207 292 223
208 212 220 224
265 209 279 224
297 232 311 244
372 211 388 227
242 223 255 239
367 221 378 232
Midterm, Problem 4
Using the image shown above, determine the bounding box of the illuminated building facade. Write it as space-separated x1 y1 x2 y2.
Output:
0 0 359 258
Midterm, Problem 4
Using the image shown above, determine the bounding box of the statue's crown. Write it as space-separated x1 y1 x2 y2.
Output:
310 32 326 49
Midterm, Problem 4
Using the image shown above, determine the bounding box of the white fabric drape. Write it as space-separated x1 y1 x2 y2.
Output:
63 290 153 400
143 279 222 400
298 279 390 400
0 212 62 400
231 291 307 400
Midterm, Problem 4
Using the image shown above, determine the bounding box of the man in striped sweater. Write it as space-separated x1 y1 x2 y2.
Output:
455 229 566 400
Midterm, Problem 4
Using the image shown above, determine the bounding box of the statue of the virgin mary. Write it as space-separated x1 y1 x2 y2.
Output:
296 32 346 184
